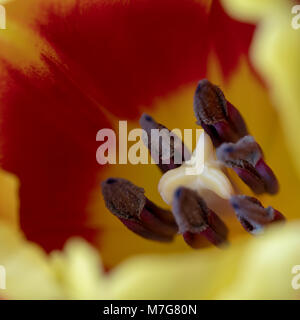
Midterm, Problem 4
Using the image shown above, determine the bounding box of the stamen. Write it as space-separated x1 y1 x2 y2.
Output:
216 135 279 194
101 80 286 249
139 113 191 173
230 195 285 235
194 79 248 146
101 178 178 242
172 187 228 248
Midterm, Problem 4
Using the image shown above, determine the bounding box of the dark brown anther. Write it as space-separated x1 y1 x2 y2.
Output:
216 135 279 194
230 195 285 235
101 178 178 242
193 79 248 146
139 113 191 173
172 187 229 248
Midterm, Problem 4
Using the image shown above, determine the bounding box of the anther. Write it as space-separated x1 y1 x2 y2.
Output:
230 195 285 235
216 135 279 194
139 113 191 173
101 178 178 242
172 187 228 248
194 79 248 146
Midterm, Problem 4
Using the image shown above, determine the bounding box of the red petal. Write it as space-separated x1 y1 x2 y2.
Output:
208 0 255 79
36 0 255 112
0 61 110 251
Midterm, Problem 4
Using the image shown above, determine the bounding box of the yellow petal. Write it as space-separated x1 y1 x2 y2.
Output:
221 0 282 22
50 239 106 300
0 224 106 299
222 0 300 178
1 216 300 300
108 221 300 299
0 0 13 5
218 222 300 299
0 224 63 299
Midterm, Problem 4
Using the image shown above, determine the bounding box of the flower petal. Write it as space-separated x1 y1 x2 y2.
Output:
108 222 300 299
222 0 300 178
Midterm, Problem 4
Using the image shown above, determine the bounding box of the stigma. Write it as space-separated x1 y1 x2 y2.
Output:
158 130 234 205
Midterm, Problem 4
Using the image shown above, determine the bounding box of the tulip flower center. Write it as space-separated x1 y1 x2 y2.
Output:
101 79 285 248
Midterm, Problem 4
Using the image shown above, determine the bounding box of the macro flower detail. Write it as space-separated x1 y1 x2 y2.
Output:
158 130 234 205
230 195 285 235
194 79 248 147
172 187 228 248
0 0 298 301
102 79 285 248
101 178 178 242
139 113 191 173
216 135 279 194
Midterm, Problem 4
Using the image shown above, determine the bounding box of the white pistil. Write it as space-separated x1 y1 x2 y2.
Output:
158 131 234 205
